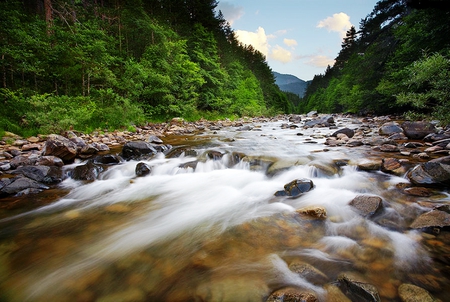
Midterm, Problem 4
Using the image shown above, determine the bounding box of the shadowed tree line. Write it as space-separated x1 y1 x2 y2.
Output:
0 0 292 136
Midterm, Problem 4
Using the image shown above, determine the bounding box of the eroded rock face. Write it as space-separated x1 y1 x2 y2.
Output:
401 121 436 140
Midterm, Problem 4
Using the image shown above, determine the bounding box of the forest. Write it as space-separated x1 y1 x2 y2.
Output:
2 0 449 137
0 0 292 136
301 0 450 124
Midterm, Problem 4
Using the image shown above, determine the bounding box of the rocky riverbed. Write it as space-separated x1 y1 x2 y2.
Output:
1 113 450 301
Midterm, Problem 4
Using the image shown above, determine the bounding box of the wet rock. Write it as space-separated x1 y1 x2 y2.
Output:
332 127 355 138
71 161 104 181
92 154 121 165
237 125 253 131
206 150 224 160
179 161 198 170
42 134 78 163
398 283 436 302
349 195 383 217
289 262 329 285
402 121 436 140
166 147 198 158
379 143 399 152
10 155 38 169
304 115 334 128
296 206 327 220
381 158 407 175
21 143 41 151
196 277 269 302
346 139 364 147
388 132 408 140
407 162 450 187
357 159 382 171
337 274 381 302
147 135 163 144
13 165 63 184
266 287 318 302
121 141 158 160
91 142 110 152
403 187 432 197
379 122 403 136
135 162 151 177
410 209 450 230
289 115 302 123
35 155 64 167
275 178 314 197
306 111 318 117
1 176 49 196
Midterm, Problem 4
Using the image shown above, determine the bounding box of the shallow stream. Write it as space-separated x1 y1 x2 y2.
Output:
1 118 449 301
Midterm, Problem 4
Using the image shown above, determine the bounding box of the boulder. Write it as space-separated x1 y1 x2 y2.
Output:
92 154 121 165
288 262 329 285
135 162 151 177
296 206 327 220
13 165 63 184
10 155 38 169
401 121 436 140
381 158 407 175
121 141 158 160
379 122 403 136
42 134 78 163
349 195 383 217
398 283 436 302
275 178 314 197
407 162 450 187
332 127 355 138
71 161 104 181
410 209 450 229
147 135 163 144
304 116 334 128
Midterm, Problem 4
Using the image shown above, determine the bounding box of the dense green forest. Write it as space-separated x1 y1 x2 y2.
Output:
0 0 292 136
301 0 450 124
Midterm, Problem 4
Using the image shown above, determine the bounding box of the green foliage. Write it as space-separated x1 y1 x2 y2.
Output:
0 0 288 136
395 53 450 124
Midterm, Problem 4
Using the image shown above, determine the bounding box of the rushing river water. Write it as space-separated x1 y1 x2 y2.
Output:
0 118 449 301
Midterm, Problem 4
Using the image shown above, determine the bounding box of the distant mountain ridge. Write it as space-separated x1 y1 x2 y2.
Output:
273 71 308 97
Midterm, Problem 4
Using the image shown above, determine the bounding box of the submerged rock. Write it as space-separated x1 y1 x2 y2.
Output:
337 274 381 302
398 283 436 302
266 287 318 302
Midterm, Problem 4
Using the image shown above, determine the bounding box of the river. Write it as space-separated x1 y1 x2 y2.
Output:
0 116 449 301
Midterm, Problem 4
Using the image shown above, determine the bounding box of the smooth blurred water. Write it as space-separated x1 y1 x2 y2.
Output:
0 118 446 301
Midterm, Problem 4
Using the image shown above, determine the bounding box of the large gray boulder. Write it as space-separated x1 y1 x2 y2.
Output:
401 121 436 140
121 141 158 160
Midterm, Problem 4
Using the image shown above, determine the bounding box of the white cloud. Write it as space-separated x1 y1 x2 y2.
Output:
235 27 269 57
317 12 352 38
283 38 298 48
216 2 244 26
270 45 292 63
305 55 335 68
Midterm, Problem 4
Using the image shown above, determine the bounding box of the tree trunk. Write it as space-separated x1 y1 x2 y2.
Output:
44 0 53 34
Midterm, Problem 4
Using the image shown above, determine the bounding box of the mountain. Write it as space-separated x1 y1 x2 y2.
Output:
273 72 308 97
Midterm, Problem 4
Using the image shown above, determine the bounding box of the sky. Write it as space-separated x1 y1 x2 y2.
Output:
216 0 379 81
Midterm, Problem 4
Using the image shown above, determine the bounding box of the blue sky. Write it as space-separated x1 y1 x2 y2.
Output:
216 0 379 81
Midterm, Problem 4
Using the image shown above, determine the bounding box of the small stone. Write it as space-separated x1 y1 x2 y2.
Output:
398 283 436 302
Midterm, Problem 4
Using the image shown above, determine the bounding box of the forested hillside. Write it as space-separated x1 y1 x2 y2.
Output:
301 0 450 123
0 0 292 136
